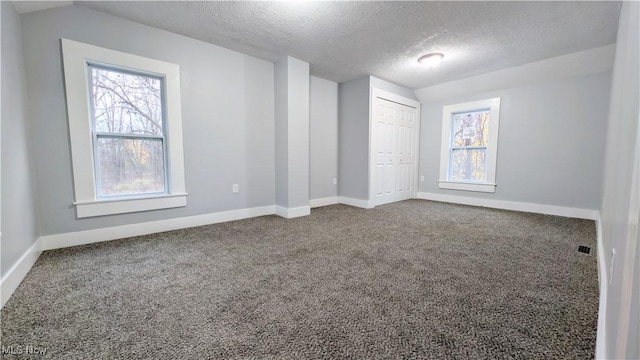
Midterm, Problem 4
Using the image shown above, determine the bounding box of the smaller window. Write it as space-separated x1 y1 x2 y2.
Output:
439 98 501 193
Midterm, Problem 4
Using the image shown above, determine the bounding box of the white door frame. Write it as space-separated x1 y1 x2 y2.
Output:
614 120 640 358
369 87 421 207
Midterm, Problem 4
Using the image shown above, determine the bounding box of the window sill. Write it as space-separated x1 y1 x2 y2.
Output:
438 181 496 193
74 193 188 218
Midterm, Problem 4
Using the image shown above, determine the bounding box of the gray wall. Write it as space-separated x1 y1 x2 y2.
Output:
274 58 289 207
416 72 611 210
600 2 640 358
21 5 275 235
1 1 40 277
370 76 418 101
338 76 370 200
286 58 310 208
274 56 310 210
309 76 338 200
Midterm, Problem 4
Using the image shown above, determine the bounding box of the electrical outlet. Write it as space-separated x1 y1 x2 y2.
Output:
232 184 239 193
333 178 337 185
420 175 425 182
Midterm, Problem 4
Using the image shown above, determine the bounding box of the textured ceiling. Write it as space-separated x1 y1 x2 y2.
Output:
24 1 623 89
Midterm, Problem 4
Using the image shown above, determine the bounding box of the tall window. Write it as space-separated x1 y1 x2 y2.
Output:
62 39 187 218
89 66 167 197
439 98 500 193
449 110 490 182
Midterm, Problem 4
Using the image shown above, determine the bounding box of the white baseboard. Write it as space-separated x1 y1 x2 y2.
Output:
275 205 311 219
41 205 276 250
595 212 608 359
309 196 339 208
338 196 374 209
416 192 598 220
1 238 43 309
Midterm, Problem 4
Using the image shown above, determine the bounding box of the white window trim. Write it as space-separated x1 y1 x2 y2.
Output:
438 98 501 193
61 39 187 218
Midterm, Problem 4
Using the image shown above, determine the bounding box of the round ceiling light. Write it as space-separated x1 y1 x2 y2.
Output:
418 53 444 68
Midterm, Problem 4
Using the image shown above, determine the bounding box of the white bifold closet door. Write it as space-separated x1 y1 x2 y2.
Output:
374 98 418 206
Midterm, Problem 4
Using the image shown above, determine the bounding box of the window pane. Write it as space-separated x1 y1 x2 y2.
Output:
450 148 486 182
452 110 490 147
97 137 165 196
91 67 163 136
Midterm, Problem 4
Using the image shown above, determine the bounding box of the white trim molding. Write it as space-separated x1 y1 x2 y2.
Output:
275 205 311 219
61 38 187 218
416 192 598 220
338 197 374 209
309 197 339 208
437 181 496 193
595 212 608 359
75 193 188 218
370 88 421 109
41 205 275 250
439 98 501 193
1 238 43 309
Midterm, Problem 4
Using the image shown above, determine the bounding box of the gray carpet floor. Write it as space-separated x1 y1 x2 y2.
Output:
1 200 598 359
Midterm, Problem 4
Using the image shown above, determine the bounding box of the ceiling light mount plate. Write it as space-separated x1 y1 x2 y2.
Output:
418 53 444 68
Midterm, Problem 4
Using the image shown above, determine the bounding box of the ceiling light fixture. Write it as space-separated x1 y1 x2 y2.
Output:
418 53 444 68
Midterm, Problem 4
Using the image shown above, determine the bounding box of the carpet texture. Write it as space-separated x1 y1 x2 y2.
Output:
1 200 599 359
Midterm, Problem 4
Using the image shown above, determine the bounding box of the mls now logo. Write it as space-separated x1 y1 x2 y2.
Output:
1 345 22 355
2 344 47 355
